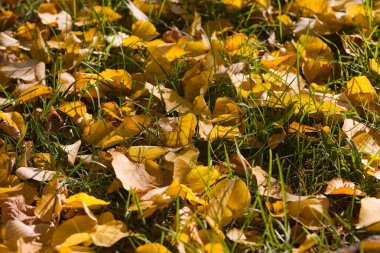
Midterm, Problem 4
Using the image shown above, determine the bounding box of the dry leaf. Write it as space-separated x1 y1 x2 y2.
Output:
34 180 64 222
288 196 329 230
325 178 365 196
136 243 172 253
64 192 110 209
356 198 380 230
207 178 251 228
111 151 156 192
61 140 81 165
0 60 40 81
16 85 53 104
16 167 55 182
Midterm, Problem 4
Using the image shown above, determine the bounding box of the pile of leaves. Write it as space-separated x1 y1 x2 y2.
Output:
0 0 380 252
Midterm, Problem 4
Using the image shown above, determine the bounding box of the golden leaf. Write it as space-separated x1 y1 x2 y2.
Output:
185 165 220 194
34 180 64 222
16 85 52 104
111 151 156 192
51 215 97 247
159 113 197 148
132 20 159 41
64 192 110 209
136 243 172 253
325 178 365 196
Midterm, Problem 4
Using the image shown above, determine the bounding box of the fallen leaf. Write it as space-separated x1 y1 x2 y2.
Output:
64 192 110 209
34 180 65 222
288 196 329 230
111 151 156 192
0 60 40 81
16 85 53 104
136 243 172 253
207 178 251 228
61 140 81 166
226 228 263 246
16 167 55 182
356 197 380 230
325 178 365 196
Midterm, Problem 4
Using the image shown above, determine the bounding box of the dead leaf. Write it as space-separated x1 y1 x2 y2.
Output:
356 197 380 230
111 151 156 192
16 167 55 182
325 178 365 196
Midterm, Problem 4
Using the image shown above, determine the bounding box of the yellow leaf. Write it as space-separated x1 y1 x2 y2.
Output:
298 35 335 83
302 58 334 83
222 0 246 11
204 243 224 253
16 85 52 104
82 120 115 146
127 146 168 163
16 22 36 41
209 126 241 140
145 82 192 114
369 58 380 75
100 69 132 92
325 178 365 196
122 35 143 49
136 243 172 253
213 97 242 117
288 122 318 133
345 76 377 104
92 220 131 247
94 6 121 22
145 55 174 82
30 28 51 63
98 115 151 148
185 165 220 194
182 66 212 102
207 178 251 227
132 20 159 41
164 45 188 62
261 52 296 69
288 196 329 230
58 101 87 118
37 3 57 25
111 151 156 192
225 33 246 53
51 215 97 247
291 0 332 17
298 234 318 253
65 192 110 209
160 113 197 148
0 111 24 139
34 180 64 222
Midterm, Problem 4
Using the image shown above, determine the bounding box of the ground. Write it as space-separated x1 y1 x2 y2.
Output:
0 0 380 252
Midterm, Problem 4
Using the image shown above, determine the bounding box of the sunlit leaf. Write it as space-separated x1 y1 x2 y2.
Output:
136 243 172 253
356 197 380 230
111 151 156 192
16 85 53 104
64 192 110 209
325 178 365 196
132 20 159 41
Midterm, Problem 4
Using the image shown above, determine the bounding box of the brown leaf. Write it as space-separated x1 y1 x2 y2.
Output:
0 60 40 81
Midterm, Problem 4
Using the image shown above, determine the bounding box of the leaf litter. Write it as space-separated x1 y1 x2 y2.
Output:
0 0 379 252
